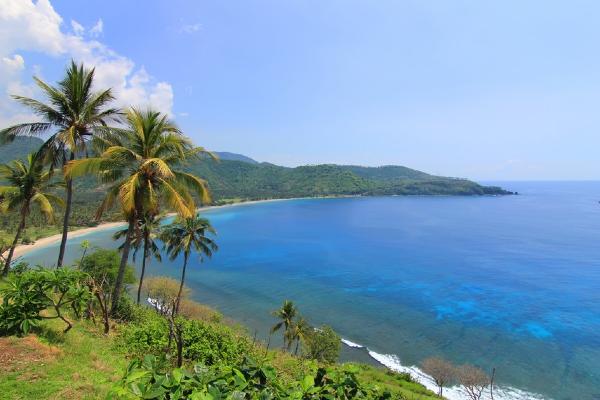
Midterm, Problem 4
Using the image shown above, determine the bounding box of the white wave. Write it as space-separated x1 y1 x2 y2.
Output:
341 338 364 348
365 349 548 400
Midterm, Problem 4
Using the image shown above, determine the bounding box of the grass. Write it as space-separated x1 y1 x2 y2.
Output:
0 319 128 400
0 275 439 400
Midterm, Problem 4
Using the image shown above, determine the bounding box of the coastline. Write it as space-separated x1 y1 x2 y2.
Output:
12 194 553 400
10 196 326 259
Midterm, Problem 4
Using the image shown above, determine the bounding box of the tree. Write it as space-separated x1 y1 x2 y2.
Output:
115 214 164 304
421 357 456 397
303 325 341 363
161 215 217 315
66 108 213 313
0 61 120 268
0 152 63 275
271 300 298 350
79 249 135 333
78 239 90 268
458 364 489 400
290 317 311 355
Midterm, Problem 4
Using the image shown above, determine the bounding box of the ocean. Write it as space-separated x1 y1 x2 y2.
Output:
22 181 600 399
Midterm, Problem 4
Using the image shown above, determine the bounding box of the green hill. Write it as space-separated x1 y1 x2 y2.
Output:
0 137 512 207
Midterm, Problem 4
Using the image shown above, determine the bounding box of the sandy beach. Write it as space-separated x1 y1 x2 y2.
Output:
10 197 320 259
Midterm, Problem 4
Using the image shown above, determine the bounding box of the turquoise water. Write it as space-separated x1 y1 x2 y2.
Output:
23 182 600 399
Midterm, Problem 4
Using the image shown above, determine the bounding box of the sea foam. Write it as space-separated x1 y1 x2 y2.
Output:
341 338 548 400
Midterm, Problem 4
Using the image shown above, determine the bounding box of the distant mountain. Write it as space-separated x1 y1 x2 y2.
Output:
0 137 43 162
0 137 512 203
213 152 258 164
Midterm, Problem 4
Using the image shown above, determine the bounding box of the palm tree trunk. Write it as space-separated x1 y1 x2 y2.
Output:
2 212 26 276
175 252 189 315
56 153 75 268
111 218 134 314
294 338 300 355
136 233 149 304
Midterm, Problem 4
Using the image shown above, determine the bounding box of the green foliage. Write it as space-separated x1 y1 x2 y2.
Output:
0 267 91 335
303 326 341 364
110 355 394 399
80 248 136 288
119 313 252 367
118 311 170 357
178 318 252 366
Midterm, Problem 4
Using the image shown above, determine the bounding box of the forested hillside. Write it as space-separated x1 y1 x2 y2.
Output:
0 137 511 233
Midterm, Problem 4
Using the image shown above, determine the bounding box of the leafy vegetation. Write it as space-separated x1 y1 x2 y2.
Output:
0 267 90 335
0 152 63 274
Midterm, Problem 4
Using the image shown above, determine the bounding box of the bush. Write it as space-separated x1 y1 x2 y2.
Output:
179 318 252 366
119 313 253 366
303 325 341 364
118 311 170 357
178 298 222 323
143 276 189 315
110 355 393 399
0 267 91 335
10 261 30 275
113 295 143 323
80 249 135 287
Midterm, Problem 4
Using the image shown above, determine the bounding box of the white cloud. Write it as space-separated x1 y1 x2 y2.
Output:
71 19 84 36
180 23 201 34
89 18 103 37
2 54 25 72
0 0 175 129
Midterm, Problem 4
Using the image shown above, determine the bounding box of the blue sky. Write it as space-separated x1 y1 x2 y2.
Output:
2 1 600 180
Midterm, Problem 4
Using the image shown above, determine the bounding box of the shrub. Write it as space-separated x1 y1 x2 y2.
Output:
80 249 135 287
0 267 90 335
458 364 490 400
118 312 170 357
110 355 393 399
178 298 222 322
179 318 252 366
119 314 252 366
421 357 456 397
143 276 190 315
303 325 341 364
10 261 30 275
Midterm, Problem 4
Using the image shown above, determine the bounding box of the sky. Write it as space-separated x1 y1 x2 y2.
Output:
1 0 600 180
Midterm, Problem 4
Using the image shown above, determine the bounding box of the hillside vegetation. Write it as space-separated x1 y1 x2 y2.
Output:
2 137 510 200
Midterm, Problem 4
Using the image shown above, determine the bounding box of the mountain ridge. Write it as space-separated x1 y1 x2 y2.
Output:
0 137 513 201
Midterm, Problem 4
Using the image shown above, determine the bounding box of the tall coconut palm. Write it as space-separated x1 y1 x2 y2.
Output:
161 215 217 315
65 108 212 312
114 213 164 304
271 300 298 350
290 317 311 355
0 152 63 275
0 61 119 268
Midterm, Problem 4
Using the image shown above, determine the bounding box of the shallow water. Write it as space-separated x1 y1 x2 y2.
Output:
23 182 600 399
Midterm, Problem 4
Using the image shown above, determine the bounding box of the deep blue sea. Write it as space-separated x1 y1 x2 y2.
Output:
22 182 600 400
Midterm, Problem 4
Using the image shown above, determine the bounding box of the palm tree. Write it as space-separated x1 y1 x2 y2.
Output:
290 317 311 355
0 152 63 275
161 215 217 315
114 213 164 304
271 300 298 350
65 108 213 312
0 61 119 268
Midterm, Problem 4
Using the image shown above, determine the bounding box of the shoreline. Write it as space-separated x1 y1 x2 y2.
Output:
10 196 331 259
